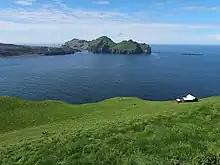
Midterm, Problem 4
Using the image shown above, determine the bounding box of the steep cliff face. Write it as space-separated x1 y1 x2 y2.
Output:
62 39 89 51
140 43 152 54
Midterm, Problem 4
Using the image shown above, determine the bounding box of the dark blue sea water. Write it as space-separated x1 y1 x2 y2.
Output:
1 45 220 104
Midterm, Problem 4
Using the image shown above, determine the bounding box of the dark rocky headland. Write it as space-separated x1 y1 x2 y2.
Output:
0 36 151 57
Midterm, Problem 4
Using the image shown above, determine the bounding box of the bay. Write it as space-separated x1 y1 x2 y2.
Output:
1 45 220 104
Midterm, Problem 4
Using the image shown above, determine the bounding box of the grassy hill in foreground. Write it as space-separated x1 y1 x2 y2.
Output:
1 96 220 164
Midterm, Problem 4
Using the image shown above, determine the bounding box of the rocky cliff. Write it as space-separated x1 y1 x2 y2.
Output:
62 39 89 51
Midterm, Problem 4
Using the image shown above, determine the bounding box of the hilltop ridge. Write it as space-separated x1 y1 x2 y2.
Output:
1 96 220 164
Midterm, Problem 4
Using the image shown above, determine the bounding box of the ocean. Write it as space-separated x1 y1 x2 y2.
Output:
1 45 220 104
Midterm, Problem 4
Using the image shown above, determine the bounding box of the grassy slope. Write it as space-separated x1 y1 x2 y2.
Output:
1 96 220 164
88 37 147 53
111 41 139 51
88 36 115 48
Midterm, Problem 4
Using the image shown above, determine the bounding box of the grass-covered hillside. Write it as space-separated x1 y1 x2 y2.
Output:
88 36 151 54
111 40 143 54
1 96 220 164
88 36 116 53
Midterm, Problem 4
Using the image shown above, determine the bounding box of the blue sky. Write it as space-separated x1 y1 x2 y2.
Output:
1 0 220 44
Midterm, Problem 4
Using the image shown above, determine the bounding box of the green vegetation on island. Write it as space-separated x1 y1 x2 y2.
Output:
1 96 220 164
88 36 116 53
63 36 152 54
0 36 151 57
88 36 151 54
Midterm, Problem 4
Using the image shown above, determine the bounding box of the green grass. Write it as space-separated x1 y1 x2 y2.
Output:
1 96 220 164
112 40 142 52
88 36 115 48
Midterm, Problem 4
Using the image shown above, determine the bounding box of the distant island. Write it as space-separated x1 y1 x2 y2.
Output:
63 36 151 54
0 36 151 57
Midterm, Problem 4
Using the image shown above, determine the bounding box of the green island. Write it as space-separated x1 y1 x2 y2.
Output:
1 96 220 164
64 36 151 54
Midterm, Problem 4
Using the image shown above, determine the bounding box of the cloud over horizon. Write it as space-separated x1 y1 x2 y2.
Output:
183 5 220 11
1 0 220 45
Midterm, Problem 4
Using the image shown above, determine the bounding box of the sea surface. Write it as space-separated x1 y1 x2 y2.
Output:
1 45 220 104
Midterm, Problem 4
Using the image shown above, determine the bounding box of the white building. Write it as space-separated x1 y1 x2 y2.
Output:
176 94 198 103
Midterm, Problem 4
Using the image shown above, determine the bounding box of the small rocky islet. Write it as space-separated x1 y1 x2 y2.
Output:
0 36 151 57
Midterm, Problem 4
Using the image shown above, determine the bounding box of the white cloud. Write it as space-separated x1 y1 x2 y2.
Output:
14 0 36 6
0 8 128 24
92 0 110 5
1 1 220 44
208 34 220 40
183 5 220 11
